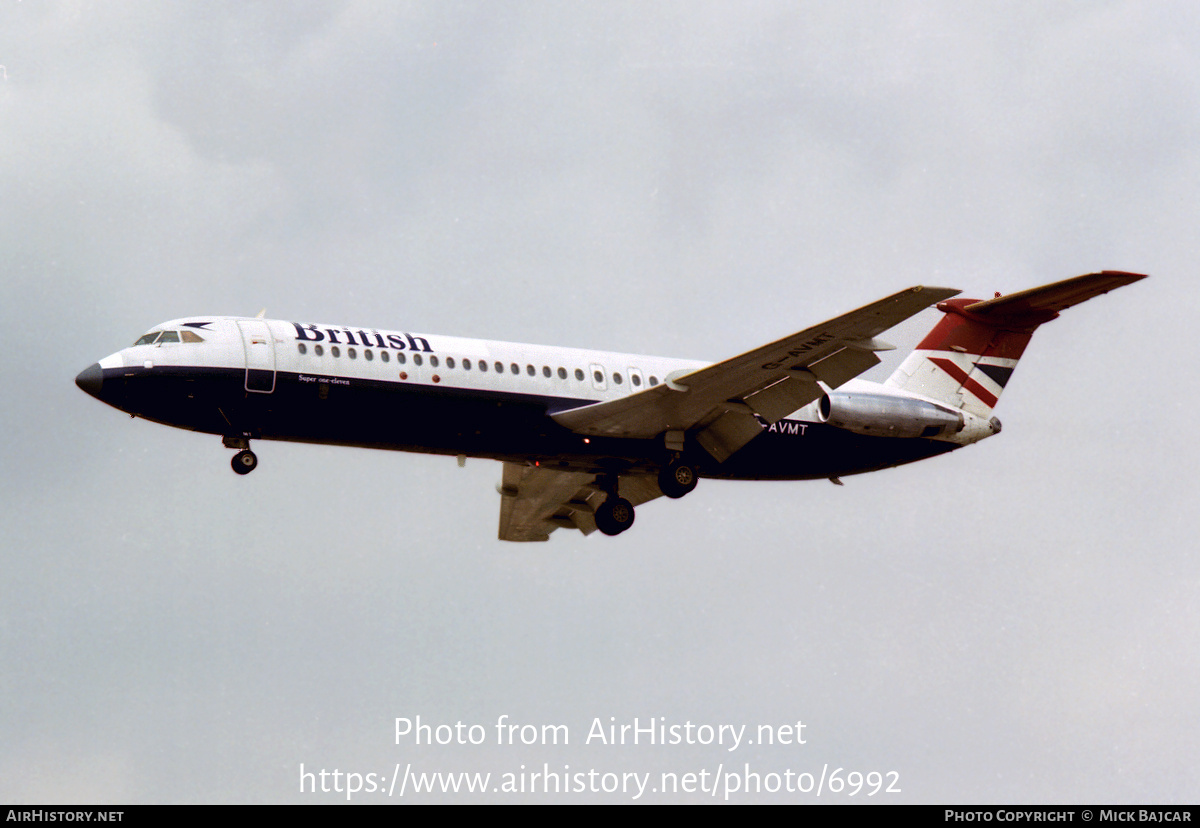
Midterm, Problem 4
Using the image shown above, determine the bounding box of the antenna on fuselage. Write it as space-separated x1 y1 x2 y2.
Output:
255 308 266 319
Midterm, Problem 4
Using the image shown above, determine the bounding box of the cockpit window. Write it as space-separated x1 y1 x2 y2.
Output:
134 329 204 346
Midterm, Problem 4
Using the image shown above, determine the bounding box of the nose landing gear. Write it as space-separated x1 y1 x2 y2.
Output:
231 449 258 475
223 436 258 475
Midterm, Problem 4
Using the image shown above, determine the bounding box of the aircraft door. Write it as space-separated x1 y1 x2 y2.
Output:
237 320 276 393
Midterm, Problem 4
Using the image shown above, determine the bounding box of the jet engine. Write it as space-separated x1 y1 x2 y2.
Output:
818 390 963 439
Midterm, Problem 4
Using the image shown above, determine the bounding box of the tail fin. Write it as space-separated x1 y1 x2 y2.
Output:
886 271 1146 417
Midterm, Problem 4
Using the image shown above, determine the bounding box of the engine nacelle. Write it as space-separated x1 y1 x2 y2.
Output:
818 391 963 439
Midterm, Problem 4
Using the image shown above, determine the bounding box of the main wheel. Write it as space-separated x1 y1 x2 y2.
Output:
658 462 698 499
594 497 635 536
232 449 258 475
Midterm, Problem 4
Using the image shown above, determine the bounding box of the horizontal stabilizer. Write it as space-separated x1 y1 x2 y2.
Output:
962 271 1147 324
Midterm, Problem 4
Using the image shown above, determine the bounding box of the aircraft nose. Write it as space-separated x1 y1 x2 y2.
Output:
75 363 103 398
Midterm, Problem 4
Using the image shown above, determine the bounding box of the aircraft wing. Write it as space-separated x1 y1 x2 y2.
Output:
497 463 663 542
552 285 959 461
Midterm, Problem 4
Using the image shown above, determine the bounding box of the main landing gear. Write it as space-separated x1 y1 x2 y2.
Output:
594 495 635 537
223 436 258 475
592 459 698 537
594 473 635 537
657 459 698 499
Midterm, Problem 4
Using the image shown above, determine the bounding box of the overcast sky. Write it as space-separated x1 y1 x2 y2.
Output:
1 1 1196 803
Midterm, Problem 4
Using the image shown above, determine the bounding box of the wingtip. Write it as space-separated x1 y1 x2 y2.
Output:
1098 270 1149 284
915 285 962 300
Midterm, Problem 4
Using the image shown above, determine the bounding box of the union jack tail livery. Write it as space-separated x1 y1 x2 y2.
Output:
885 271 1146 418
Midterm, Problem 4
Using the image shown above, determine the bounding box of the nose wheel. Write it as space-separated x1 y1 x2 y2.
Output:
223 436 259 475
231 449 258 475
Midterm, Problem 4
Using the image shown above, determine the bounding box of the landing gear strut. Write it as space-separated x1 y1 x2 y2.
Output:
658 459 698 499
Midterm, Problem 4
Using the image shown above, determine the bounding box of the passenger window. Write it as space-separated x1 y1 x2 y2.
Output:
315 344 324 356
526 365 535 376
649 376 658 387
348 348 357 359
479 361 488 372
413 354 423 366
495 361 503 373
463 359 472 370
331 346 340 358
613 372 623 385
557 367 567 379
542 366 551 378
632 374 641 387
447 357 456 369
365 349 373 361
381 351 389 362
593 370 604 383
397 352 406 364
430 356 438 367
298 343 307 355
511 364 519 375
575 369 584 381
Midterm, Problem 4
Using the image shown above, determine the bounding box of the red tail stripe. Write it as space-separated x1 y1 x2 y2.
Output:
929 357 999 409
915 310 1035 360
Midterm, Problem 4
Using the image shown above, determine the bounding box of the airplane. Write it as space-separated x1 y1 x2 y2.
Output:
76 271 1144 541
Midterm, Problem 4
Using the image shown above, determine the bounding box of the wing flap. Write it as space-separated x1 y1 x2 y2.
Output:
806 346 883 389
498 463 596 542
743 375 822 423
694 410 764 463
497 463 664 542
